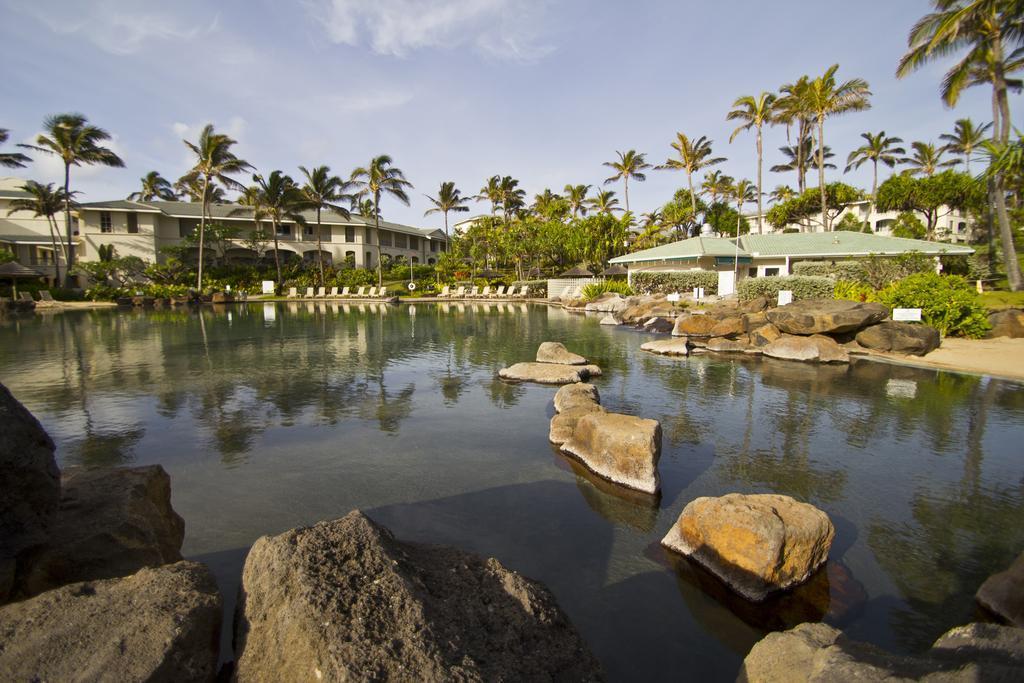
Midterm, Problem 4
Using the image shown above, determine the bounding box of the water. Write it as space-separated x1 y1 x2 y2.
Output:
1 302 1022 681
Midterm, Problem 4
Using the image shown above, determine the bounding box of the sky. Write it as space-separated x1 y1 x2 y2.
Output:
1 0 1018 228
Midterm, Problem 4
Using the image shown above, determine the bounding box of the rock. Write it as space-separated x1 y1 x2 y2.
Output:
738 621 1024 683
233 511 602 682
498 362 598 385
536 341 587 365
977 552 1024 627
762 334 849 363
560 412 661 494
211 292 235 304
640 338 690 356
740 296 769 313
0 561 221 683
766 299 889 335
710 317 746 338
550 405 605 446
553 383 601 413
741 311 770 331
584 293 628 314
672 313 718 337
599 314 620 325
706 337 750 353
855 320 941 356
16 465 185 599
642 316 675 334
987 309 1024 338
748 323 782 348
661 493 834 602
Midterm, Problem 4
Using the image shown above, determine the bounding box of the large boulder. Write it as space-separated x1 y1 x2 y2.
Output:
855 320 941 356
640 338 690 356
584 293 629 314
748 323 782 349
0 561 221 683
498 362 601 385
553 382 601 413
662 493 834 602
766 299 889 335
16 465 185 599
0 383 60 603
977 551 1024 627
710 316 746 338
672 314 718 337
550 405 605 446
536 341 587 365
233 511 602 682
560 412 661 495
706 337 750 353
642 316 675 334
737 621 1024 683
762 334 849 363
987 309 1024 338
599 314 620 325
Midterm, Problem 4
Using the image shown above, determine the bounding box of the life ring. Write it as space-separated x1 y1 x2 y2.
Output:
407 282 417 291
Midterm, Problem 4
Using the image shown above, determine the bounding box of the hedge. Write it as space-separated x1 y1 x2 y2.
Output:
738 275 835 302
630 271 719 295
878 273 989 338
512 279 547 297
791 260 866 281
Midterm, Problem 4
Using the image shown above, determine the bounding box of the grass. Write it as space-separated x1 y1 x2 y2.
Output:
980 290 1024 310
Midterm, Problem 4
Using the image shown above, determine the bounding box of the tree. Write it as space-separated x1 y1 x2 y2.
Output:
252 171 304 286
701 170 734 205
300 165 351 287
498 176 526 222
0 129 31 168
128 171 176 201
846 131 905 229
179 124 251 290
770 138 837 183
727 92 776 233
804 65 872 231
901 141 960 176
424 181 470 241
602 149 650 213
835 212 870 232
769 185 797 204
350 155 413 288
656 133 725 219
174 175 226 203
729 178 758 276
587 189 622 215
475 175 504 215
774 75 815 192
766 183 864 232
6 180 72 283
940 118 992 174
530 188 568 221
876 170 984 239
898 0 1023 288
891 211 928 239
19 113 124 286
563 184 591 218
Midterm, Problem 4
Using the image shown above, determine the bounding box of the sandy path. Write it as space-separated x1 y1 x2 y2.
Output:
867 337 1024 382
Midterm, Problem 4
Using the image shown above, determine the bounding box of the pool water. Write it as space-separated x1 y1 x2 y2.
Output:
1 302 1022 681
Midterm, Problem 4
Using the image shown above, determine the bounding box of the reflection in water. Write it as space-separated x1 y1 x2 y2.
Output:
1 304 1023 680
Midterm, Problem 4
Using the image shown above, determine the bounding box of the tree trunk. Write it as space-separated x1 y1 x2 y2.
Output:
47 215 62 285
63 162 74 288
374 193 383 289
756 125 763 234
196 176 209 291
624 177 630 214
992 68 1022 290
687 173 697 235
271 218 282 288
817 116 828 231
865 161 877 233
316 206 325 287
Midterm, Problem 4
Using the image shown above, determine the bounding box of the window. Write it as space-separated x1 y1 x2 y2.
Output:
304 224 314 237
345 226 355 242
100 211 112 233
379 231 392 247
430 241 438 253
409 236 418 250
366 251 373 265
394 233 407 249
278 224 292 236
72 216 79 236
179 218 198 238
764 267 780 276
127 213 138 234
412 256 419 264
748 268 757 278
428 258 436 265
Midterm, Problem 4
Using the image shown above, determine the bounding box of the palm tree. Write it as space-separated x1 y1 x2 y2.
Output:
499 176 526 222
179 124 251 289
730 179 758 276
350 155 413 288
128 171 176 201
475 175 504 215
563 184 591 218
804 65 872 231
6 181 72 283
774 76 814 192
300 165 352 287
602 149 650 213
900 141 960 176
236 185 270 262
940 118 992 174
252 171 304 286
424 181 470 241
845 131 905 229
897 0 1023 290
0 129 31 168
587 189 622 215
356 198 380 220
701 170 735 205
727 92 777 233
19 113 124 285
770 137 836 189
530 188 562 218
656 133 726 218
769 184 796 204
173 175 225 203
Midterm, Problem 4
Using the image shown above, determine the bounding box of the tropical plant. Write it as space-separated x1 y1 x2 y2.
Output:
630 270 719 295
300 165 351 287
891 211 928 239
769 185 797 204
530 188 567 220
770 138 837 182
179 124 252 289
701 170 735 205
252 170 304 286
587 189 622 215
727 92 776 233
940 118 992 174
498 176 526 222
563 184 591 218
174 175 226 203
424 181 470 240
876 170 984 238
0 129 31 168
128 171 176 201
602 149 650 213
774 75 817 192
350 155 413 288
6 181 72 282
19 113 124 285
901 141 960 176
475 175 504 215
580 279 633 301
834 212 869 232
656 133 725 218
879 272 990 337
738 275 836 301
845 131 906 229
729 179 758 239
765 182 864 232
803 64 872 231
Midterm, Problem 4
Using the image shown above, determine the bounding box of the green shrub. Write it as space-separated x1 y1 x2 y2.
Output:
834 280 880 303
792 260 866 281
859 251 935 289
891 211 926 239
835 213 868 232
738 275 835 302
512 279 547 297
878 272 990 338
581 280 633 301
630 271 719 295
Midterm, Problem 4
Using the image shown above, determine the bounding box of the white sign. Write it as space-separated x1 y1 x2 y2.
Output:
777 290 793 306
667 292 681 302
893 308 922 322
717 271 735 297
261 280 275 295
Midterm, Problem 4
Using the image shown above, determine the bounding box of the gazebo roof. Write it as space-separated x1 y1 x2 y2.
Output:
600 264 628 276
0 261 43 278
559 265 594 277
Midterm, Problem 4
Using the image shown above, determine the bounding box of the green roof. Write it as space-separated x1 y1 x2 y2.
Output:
610 236 746 264
739 232 974 257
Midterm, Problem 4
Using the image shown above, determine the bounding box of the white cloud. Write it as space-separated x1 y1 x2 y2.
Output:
305 0 554 61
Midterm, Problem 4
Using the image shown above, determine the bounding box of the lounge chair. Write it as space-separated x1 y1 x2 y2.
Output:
514 285 528 298
340 286 350 297
18 292 34 302
437 285 450 298
353 286 366 298
504 285 518 299
315 286 326 298
288 287 298 298
367 286 378 298
493 285 505 298
304 287 315 298
467 285 480 298
328 286 338 298
452 285 466 299
39 290 55 302
479 286 491 299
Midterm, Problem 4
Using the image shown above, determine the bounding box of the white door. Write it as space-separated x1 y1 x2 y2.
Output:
717 270 736 297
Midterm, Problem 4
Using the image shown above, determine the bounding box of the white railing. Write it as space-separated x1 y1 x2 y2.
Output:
546 278 594 299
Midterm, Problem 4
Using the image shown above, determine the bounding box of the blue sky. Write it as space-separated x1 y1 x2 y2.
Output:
1 0 1016 227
